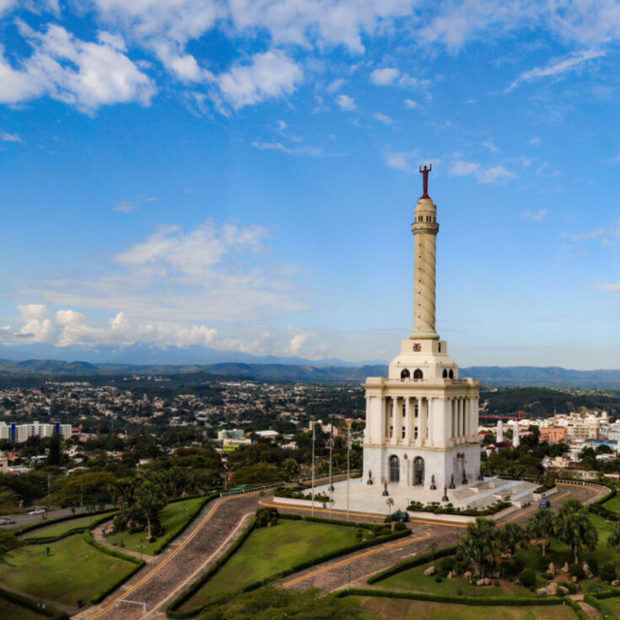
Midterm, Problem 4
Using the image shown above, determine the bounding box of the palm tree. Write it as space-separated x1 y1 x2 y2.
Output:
527 508 555 557
459 518 501 578
608 521 620 551
556 508 598 565
501 522 526 558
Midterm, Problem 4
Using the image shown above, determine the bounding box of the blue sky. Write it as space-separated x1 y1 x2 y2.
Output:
0 0 618 368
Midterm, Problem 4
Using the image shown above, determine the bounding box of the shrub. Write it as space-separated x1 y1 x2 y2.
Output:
600 562 617 583
434 575 443 583
586 558 598 576
542 572 554 580
394 522 407 532
438 556 455 576
255 507 278 528
569 563 585 581
518 568 536 588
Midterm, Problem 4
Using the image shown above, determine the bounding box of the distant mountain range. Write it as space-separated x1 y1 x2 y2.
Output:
0 354 618 389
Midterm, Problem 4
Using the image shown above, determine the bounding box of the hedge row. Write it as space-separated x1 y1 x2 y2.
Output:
0 586 68 619
15 507 115 537
592 586 620 600
588 485 618 521
167 516 257 619
406 501 511 517
335 587 564 607
565 597 590 620
82 530 145 604
367 545 457 584
25 512 118 545
151 492 219 555
167 515 411 618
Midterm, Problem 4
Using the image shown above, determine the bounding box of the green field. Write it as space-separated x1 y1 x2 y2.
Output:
0 596 46 620
181 519 361 610
354 597 578 620
598 596 620 618
106 496 205 555
602 495 620 515
378 560 534 598
0 534 136 607
24 512 116 539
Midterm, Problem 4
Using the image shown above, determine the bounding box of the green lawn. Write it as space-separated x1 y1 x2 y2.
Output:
598 596 620 618
0 534 137 608
354 597 578 620
106 496 205 555
0 596 46 620
181 519 361 610
378 560 535 598
602 495 620 516
23 512 116 539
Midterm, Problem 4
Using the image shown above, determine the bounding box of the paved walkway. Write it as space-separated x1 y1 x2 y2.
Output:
273 482 605 594
78 493 260 620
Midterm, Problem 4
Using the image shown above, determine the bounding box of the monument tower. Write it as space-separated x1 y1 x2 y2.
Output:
362 167 481 493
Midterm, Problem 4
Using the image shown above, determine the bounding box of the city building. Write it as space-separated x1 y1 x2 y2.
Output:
0 421 72 443
539 427 568 444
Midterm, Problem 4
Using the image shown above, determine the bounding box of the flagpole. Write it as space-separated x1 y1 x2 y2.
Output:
328 423 334 520
311 420 315 517
346 422 351 521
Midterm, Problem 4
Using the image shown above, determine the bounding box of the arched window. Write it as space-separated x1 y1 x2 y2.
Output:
413 457 424 485
400 368 410 379
448 369 454 379
389 455 400 483
413 368 423 379
442 369 448 378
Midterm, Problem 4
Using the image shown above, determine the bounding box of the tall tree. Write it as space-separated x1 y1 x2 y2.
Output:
501 522 526 558
608 521 620 552
527 508 556 557
458 518 501 578
556 503 598 564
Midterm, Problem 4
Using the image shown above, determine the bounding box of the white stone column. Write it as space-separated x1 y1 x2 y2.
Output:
390 397 398 445
405 397 411 445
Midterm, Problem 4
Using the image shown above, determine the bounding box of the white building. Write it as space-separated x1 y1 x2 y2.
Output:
0 421 72 443
362 167 481 494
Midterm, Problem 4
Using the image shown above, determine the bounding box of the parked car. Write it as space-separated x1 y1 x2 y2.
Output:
539 493 550 509
387 510 409 522
28 508 46 516
0 517 16 525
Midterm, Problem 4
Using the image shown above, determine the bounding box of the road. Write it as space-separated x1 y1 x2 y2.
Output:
1 506 110 529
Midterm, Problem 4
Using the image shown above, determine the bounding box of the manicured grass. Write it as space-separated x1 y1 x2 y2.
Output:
598 596 620 618
602 495 620 515
182 519 360 609
0 533 137 607
353 597 578 620
378 560 535 598
0 597 46 620
24 512 116 539
106 496 205 555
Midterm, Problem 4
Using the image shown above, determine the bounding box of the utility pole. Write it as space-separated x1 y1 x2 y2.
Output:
311 420 316 516
346 420 352 521
328 423 334 519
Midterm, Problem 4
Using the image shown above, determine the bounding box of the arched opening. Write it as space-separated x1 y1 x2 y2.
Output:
448 369 454 379
413 368 423 379
413 457 424 485
400 368 410 379
442 369 448 378
389 455 400 483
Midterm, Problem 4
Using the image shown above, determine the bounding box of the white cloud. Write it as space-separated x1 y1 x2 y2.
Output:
451 160 480 176
17 220 307 327
481 140 499 152
370 67 399 85
522 209 547 222
505 50 605 92
529 136 541 145
114 200 138 213
403 98 418 108
373 112 392 124
289 331 313 355
591 284 620 292
251 140 321 156
386 153 410 171
335 93 356 110
450 160 516 184
327 78 345 92
0 24 155 111
215 50 302 109
1 132 22 142
477 165 516 184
